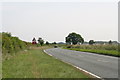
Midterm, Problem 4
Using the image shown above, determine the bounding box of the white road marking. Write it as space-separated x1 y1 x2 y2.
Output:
60 59 102 79
74 66 102 79
43 50 53 56
44 49 102 79
97 59 109 62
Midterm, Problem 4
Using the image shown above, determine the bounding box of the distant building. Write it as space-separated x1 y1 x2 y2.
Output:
32 38 37 44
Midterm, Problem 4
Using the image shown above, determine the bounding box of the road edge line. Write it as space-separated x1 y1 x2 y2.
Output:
43 49 102 79
44 50 53 56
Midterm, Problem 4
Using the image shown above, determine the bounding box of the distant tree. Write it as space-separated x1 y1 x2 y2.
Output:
65 32 84 45
38 37 44 46
109 40 112 45
89 40 95 45
32 38 37 44
2 32 11 37
46 41 49 45
52 42 57 44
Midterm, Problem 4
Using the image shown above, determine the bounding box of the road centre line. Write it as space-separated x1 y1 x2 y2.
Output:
97 59 109 62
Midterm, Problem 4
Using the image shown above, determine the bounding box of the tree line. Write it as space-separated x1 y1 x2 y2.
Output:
32 32 115 46
65 32 114 45
32 37 57 46
2 32 115 55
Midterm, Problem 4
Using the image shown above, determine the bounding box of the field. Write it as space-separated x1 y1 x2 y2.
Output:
64 44 119 57
3 46 91 78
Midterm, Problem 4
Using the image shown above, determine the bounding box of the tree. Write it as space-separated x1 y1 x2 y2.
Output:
32 38 37 44
38 37 44 46
52 42 57 44
65 32 84 45
109 40 112 44
89 40 95 45
2 32 11 37
46 41 49 45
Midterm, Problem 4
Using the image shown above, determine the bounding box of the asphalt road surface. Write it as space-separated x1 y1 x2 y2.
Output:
44 48 118 79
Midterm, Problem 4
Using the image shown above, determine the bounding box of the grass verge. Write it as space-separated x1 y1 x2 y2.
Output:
3 46 91 78
65 48 119 57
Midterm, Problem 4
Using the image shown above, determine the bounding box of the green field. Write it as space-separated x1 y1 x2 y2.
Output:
64 44 119 57
3 46 91 78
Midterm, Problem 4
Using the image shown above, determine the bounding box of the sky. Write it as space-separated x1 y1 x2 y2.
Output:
1 0 119 43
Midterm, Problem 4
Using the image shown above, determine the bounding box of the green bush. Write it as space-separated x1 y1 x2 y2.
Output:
2 32 28 55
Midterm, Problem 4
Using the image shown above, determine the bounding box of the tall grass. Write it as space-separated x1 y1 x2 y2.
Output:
65 44 119 57
3 47 90 78
72 44 118 51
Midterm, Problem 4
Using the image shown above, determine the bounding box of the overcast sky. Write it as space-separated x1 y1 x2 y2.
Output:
1 0 118 42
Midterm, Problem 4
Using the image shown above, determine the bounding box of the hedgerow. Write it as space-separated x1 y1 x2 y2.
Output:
2 32 28 55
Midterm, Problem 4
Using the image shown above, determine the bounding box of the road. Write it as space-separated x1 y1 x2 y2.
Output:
44 48 118 79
